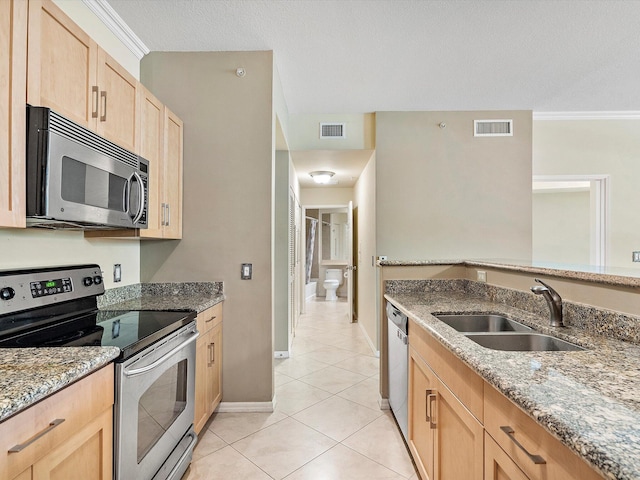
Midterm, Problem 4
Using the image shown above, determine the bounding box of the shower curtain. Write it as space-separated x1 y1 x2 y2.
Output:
305 218 317 284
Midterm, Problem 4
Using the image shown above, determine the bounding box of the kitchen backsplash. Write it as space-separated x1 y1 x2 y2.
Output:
385 279 640 345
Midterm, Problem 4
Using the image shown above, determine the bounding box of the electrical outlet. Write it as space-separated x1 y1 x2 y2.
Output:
378 255 388 261
633 252 640 262
113 264 122 282
477 270 487 282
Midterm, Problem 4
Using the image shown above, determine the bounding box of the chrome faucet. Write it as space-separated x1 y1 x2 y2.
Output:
530 278 564 327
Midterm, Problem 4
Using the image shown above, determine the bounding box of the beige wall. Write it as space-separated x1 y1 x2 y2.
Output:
353 152 377 349
533 119 640 269
300 187 354 206
376 111 533 260
289 114 375 151
533 190 591 264
140 51 275 403
0 229 140 288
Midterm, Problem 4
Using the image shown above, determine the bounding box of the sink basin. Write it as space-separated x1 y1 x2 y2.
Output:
435 314 533 333
464 333 585 352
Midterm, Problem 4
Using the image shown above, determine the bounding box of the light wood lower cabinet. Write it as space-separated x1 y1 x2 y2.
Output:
194 303 223 434
409 347 483 480
485 432 530 480
0 365 114 480
407 317 604 480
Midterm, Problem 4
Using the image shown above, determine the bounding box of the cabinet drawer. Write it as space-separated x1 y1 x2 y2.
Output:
0 365 114 480
197 303 222 335
484 383 603 480
409 318 483 421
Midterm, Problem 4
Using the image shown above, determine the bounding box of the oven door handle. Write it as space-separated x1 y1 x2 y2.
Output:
124 330 199 377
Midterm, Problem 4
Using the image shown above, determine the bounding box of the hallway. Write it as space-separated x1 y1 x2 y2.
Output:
183 298 417 479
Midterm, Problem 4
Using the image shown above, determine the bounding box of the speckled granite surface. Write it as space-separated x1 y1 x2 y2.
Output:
99 282 224 313
0 347 119 422
380 259 640 288
385 280 640 480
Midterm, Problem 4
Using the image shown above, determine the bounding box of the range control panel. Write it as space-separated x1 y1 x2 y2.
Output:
0 265 104 316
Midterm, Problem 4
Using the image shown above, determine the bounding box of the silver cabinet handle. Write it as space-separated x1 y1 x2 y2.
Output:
161 203 166 226
100 90 107 122
91 86 99 118
8 419 65 453
500 426 546 464
427 392 437 429
124 331 199 377
166 203 171 226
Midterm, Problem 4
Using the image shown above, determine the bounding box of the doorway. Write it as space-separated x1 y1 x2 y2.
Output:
301 204 355 323
532 175 609 266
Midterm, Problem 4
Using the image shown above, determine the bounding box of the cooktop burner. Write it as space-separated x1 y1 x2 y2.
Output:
0 264 196 361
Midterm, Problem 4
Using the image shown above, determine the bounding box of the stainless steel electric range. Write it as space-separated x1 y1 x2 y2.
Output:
0 264 199 480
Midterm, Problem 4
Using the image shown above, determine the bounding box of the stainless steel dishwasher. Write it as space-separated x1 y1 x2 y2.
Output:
387 301 409 441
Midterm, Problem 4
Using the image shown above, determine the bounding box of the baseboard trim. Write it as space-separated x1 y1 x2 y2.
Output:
216 400 275 413
358 321 379 357
379 396 390 410
274 351 290 359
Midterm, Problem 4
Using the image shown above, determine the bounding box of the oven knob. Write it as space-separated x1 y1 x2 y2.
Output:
93 275 103 285
0 287 15 301
82 277 93 287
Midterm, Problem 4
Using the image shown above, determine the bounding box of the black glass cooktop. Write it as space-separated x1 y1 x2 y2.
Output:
0 309 196 361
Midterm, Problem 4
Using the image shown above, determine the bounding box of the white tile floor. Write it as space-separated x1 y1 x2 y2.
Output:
182 298 418 479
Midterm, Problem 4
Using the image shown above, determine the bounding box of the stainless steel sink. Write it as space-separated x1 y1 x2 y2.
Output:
435 314 533 333
464 333 585 352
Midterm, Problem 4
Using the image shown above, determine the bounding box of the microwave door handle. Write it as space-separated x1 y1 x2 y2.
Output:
124 173 133 217
131 171 145 225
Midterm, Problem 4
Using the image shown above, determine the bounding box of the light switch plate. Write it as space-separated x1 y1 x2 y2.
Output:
477 270 487 282
633 252 640 262
113 264 122 282
241 263 252 280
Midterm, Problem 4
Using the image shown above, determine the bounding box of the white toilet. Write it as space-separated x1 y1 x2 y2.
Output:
323 269 344 301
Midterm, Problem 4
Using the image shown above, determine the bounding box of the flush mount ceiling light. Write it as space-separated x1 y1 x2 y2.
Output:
309 171 335 184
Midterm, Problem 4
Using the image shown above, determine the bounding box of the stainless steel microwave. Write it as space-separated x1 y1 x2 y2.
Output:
26 105 148 230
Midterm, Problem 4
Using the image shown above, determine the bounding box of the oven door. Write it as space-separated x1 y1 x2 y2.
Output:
114 322 198 480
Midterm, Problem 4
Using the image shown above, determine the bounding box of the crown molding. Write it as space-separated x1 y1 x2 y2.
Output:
82 0 149 59
533 111 640 121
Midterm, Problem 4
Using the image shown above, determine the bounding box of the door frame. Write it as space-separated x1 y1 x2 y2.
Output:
532 174 610 266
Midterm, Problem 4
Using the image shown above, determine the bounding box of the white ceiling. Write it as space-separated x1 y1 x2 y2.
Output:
106 0 640 115
105 0 640 188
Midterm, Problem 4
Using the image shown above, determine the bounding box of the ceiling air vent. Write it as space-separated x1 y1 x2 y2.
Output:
320 123 346 139
474 119 513 137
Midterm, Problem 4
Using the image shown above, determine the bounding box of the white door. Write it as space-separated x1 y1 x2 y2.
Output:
347 201 355 322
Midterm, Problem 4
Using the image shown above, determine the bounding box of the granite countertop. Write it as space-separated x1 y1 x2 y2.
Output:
385 288 640 480
0 347 120 422
98 281 225 313
379 259 640 288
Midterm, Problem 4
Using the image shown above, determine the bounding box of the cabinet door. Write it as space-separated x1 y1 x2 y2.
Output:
0 0 27 228
32 408 112 480
194 329 211 434
11 468 32 480
408 348 437 480
96 48 138 153
208 322 223 411
163 108 183 239
27 0 98 128
138 86 165 238
433 378 484 479
485 432 530 480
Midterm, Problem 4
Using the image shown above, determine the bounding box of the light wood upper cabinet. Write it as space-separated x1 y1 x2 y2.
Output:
162 108 184 239
195 303 223 434
138 86 165 238
0 0 27 228
27 0 138 153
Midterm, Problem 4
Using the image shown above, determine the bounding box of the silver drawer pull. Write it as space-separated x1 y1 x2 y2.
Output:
9 419 65 453
500 426 546 464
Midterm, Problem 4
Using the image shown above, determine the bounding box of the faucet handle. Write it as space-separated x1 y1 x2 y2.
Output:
534 278 552 290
